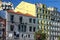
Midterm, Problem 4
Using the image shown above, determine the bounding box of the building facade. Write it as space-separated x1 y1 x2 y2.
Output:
36 3 49 34
6 10 38 40
36 3 60 40
47 7 60 40
0 16 6 40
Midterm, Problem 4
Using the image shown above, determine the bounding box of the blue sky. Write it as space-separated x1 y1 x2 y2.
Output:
2 0 60 12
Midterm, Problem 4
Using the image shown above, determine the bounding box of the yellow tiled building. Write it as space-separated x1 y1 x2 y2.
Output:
14 1 50 35
14 1 60 40
15 1 49 34
14 1 36 16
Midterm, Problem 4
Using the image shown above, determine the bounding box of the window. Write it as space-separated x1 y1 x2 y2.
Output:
21 25 23 32
33 27 36 32
36 8 38 12
37 26 39 29
29 26 32 32
19 16 23 23
43 10 44 13
46 15 47 19
49 16 50 19
37 20 39 24
10 15 14 23
49 11 50 13
45 26 47 30
33 19 36 23
29 18 32 23
47 21 50 25
37 14 38 17
14 31 16 36
51 18 54 21
19 25 26 32
25 34 27 37
28 34 30 38
10 25 14 31
43 5 45 8
40 9 41 11
41 20 42 24
23 25 26 32
46 10 47 13
38 25 41 29
40 15 41 18
16 34 19 38
22 34 23 38
38 9 40 13
44 26 45 30
18 24 20 32
41 26 42 29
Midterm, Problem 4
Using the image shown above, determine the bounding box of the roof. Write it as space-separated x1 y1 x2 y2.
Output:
7 10 36 18
7 10 15 13
14 1 36 16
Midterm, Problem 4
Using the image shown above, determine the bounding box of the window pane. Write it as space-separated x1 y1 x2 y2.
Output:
29 18 32 23
10 15 14 23
18 24 20 32
29 26 32 32
19 16 23 23
33 27 36 32
22 34 23 38
21 25 23 32
23 25 26 32
28 34 30 38
10 25 14 31
33 19 36 23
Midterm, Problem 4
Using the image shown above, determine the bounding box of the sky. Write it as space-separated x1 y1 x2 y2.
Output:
2 0 60 12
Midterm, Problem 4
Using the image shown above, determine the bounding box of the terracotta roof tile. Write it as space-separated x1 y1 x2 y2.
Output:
15 12 24 15
25 13 36 18
7 10 15 13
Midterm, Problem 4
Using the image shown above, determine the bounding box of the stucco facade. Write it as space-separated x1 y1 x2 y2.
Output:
6 10 38 40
